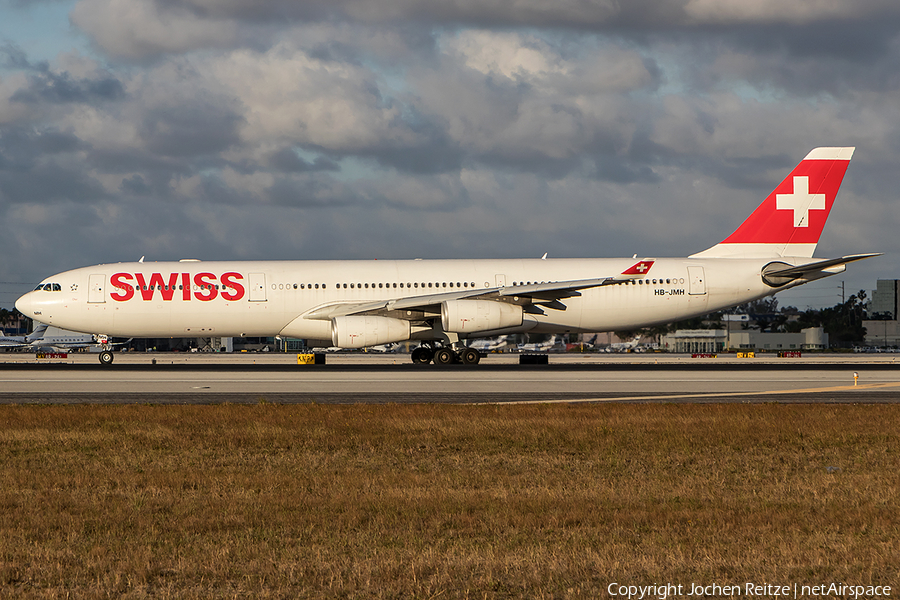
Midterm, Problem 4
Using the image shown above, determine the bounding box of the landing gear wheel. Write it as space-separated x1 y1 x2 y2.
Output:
460 348 481 365
99 351 114 366
411 346 434 364
433 347 455 365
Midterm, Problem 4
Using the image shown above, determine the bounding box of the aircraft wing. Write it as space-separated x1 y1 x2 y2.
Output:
304 260 656 320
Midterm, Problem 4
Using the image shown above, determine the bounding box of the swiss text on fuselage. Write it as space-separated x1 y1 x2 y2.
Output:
110 272 245 302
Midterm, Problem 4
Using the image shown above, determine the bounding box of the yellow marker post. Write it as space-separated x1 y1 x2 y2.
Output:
853 372 859 386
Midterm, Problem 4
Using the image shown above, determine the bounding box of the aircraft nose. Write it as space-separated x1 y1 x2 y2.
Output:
15 291 34 318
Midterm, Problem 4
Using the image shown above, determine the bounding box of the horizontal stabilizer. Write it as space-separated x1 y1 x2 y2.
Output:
765 253 880 279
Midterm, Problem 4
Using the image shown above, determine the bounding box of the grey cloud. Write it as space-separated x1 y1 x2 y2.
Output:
139 98 244 158
2 44 126 104
120 174 153 196
269 148 340 173
122 0 681 29
0 127 95 210
266 175 360 208
590 155 661 185
10 71 125 104
0 42 32 70
87 147 192 177
0 160 108 205
0 127 86 166
75 0 900 41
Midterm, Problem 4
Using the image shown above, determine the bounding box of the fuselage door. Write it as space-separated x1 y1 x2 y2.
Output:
249 272 267 302
88 274 106 303
687 266 706 295
495 274 507 288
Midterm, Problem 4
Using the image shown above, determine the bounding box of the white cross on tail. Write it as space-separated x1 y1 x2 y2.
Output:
776 176 825 227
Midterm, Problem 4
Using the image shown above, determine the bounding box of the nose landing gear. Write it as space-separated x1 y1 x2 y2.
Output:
96 334 114 365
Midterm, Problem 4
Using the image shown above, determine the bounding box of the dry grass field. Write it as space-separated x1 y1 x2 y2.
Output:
0 403 897 599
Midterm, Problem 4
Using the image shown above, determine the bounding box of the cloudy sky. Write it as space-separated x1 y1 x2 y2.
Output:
2 0 899 311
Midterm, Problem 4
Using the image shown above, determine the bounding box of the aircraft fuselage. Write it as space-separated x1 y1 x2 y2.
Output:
16 257 777 341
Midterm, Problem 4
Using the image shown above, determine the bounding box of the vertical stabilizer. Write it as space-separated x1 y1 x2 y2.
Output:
690 147 854 258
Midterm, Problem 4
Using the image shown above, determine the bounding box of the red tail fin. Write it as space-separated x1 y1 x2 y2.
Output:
691 147 854 258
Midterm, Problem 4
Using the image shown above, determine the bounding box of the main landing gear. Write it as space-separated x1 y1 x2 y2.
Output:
411 344 481 365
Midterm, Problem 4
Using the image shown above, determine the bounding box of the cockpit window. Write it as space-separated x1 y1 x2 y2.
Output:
52 283 62 291
34 283 62 291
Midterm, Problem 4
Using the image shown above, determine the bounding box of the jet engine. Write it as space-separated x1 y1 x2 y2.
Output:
331 315 411 349
441 300 523 333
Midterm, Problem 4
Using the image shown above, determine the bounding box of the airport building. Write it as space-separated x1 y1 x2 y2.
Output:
660 327 828 353
869 279 900 319
863 279 900 347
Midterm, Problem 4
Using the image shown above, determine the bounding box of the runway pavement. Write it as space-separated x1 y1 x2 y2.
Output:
1 351 899 404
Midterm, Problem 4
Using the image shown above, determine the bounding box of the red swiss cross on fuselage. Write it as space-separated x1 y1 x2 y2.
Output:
621 260 655 276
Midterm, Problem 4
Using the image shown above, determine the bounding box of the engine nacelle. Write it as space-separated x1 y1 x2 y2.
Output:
441 300 523 333
331 315 411 349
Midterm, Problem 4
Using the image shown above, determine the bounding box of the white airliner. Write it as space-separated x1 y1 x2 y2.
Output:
15 147 877 365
